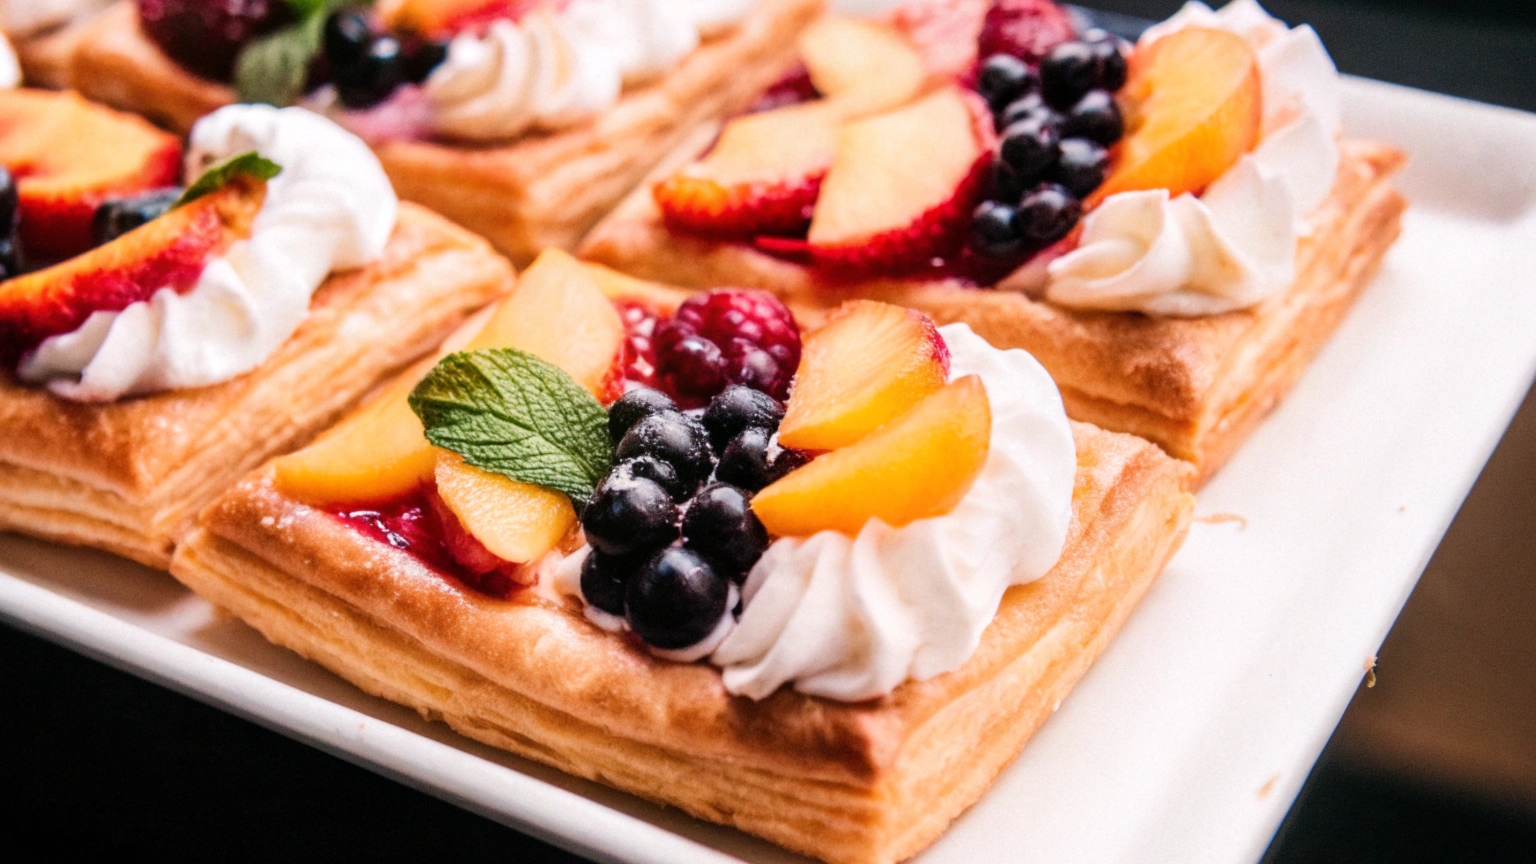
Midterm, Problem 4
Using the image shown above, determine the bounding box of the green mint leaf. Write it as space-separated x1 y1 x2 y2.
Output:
234 14 323 107
409 349 614 504
175 151 282 207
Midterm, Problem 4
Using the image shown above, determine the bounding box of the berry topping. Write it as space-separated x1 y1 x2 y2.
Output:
616 301 663 389
999 115 1060 180
607 386 677 444
613 410 714 490
970 199 1023 256
702 385 785 454
323 8 372 69
138 0 294 82
1061 90 1123 145
401 34 449 83
0 167 19 281
714 427 807 493
92 188 182 246
580 473 680 557
748 63 821 113
655 290 800 405
334 33 407 109
976 53 1037 112
1040 41 1098 108
626 547 730 650
1018 183 1081 243
581 549 642 616
681 483 769 583
1050 138 1109 198
977 0 1077 65
1084 29 1130 91
998 90 1057 131
618 455 693 503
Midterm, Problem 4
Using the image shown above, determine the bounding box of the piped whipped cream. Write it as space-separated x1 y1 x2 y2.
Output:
1042 0 1341 317
0 0 108 37
19 105 397 401
424 0 754 142
712 325 1075 702
0 31 17 87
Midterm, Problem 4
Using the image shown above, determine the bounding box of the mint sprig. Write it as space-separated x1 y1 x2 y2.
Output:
409 349 613 503
175 151 282 207
234 0 358 106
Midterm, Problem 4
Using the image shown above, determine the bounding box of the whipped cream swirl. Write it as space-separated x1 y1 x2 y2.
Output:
711 325 1076 702
0 0 108 37
20 105 397 401
0 31 17 87
424 0 754 142
1042 0 1341 317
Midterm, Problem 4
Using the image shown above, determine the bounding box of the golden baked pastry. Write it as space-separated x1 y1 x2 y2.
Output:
171 418 1193 864
0 205 513 568
53 0 823 265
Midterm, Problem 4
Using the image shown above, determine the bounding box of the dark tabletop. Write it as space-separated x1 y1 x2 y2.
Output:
3 2 1535 862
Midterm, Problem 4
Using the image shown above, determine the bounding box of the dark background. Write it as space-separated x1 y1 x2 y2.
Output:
4 2 1536 861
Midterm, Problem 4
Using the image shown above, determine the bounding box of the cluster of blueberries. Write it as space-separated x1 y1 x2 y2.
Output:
579 385 808 651
323 9 450 110
968 29 1130 258
0 168 20 280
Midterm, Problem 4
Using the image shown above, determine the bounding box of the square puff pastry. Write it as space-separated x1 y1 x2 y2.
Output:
579 131 1409 485
170 419 1193 864
51 0 823 265
0 204 513 569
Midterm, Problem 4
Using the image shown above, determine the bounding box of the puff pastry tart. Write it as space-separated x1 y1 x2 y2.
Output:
40 0 822 265
580 0 1409 485
171 251 1194 864
0 90 513 567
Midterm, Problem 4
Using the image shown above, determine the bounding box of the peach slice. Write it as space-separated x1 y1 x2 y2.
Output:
753 375 991 537
0 176 264 360
0 89 182 262
778 300 950 451
1089 27 1262 206
434 451 576 564
798 16 926 115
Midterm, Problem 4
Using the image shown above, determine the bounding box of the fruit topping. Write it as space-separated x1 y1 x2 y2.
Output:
1061 89 1123 145
0 90 183 263
379 0 541 38
0 175 265 361
580 472 680 558
434 451 576 565
715 427 800 493
607 386 678 444
618 455 692 503
805 87 989 275
0 167 20 281
701 385 785 453
423 489 526 596
580 549 643 616
1090 26 1261 205
753 374 991 538
797 16 926 115
615 300 663 389
653 289 800 406
777 300 950 451
1085 28 1129 91
1017 182 1080 243
681 483 769 583
969 199 1024 257
977 0 1076 65
93 188 182 246
625 547 729 651
1039 40 1097 108
138 0 295 82
976 53 1037 112
1049 137 1109 198
613 409 714 492
999 113 1060 179
748 64 821 114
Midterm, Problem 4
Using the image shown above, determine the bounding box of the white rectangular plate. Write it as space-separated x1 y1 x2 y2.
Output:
4 76 1536 864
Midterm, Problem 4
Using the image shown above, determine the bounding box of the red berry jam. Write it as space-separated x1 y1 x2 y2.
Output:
746 63 820 114
978 0 1077 65
615 300 663 389
138 0 295 82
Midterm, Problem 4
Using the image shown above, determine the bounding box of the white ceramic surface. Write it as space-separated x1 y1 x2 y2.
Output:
3 77 1536 864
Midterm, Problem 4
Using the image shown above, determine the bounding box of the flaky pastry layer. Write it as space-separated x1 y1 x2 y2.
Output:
59 0 822 265
580 136 1408 484
0 204 514 568
171 422 1193 864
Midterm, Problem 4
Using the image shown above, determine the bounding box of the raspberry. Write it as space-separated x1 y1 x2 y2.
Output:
655 290 801 406
138 0 294 82
616 300 663 389
746 63 820 114
977 0 1077 65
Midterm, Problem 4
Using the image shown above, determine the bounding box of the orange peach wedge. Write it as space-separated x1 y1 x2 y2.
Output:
434 452 576 564
778 300 950 451
798 15 926 115
753 375 991 537
1090 26 1262 206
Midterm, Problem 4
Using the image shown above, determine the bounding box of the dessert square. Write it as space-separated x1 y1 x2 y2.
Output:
51 0 823 265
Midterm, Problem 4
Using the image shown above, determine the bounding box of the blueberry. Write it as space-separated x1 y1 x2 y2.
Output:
768 447 811 482
1050 138 1109 198
323 8 372 68
1041 41 1097 108
615 409 713 488
714 427 775 491
403 37 448 83
1061 90 1123 145
1085 30 1129 91
970 200 1024 257
616 455 694 502
335 35 406 109
998 91 1058 131
1000 116 1061 180
608 386 677 444
580 549 645 615
0 238 18 282
702 385 784 453
0 166 17 234
92 187 182 246
580 474 679 557
990 157 1028 205
1018 183 1082 243
977 54 1037 112
626 547 730 650
681 484 768 583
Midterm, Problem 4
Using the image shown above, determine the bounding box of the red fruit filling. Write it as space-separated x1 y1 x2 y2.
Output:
138 0 295 82
977 0 1077 65
654 289 801 407
615 299 662 390
746 63 822 114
